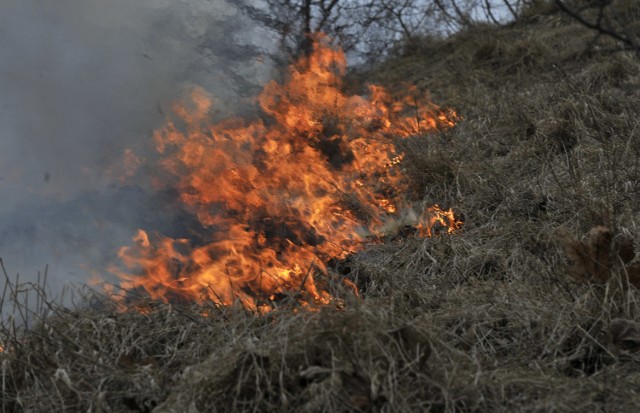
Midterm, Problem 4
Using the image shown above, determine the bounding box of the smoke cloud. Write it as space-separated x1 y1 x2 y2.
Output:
0 0 278 292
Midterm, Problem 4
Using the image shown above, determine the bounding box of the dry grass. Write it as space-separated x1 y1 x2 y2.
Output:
4 4 640 412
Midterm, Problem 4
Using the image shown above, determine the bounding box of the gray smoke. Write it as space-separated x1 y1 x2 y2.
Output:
0 0 278 292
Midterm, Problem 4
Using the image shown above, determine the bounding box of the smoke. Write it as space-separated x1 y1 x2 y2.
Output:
0 0 278 291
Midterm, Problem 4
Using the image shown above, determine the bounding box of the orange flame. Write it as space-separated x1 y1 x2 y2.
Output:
110 35 460 310
418 205 463 237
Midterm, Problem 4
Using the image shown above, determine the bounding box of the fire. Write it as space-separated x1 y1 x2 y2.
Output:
110 35 460 310
418 205 462 237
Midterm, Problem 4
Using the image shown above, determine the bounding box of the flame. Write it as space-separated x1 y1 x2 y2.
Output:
418 205 463 237
111 35 460 310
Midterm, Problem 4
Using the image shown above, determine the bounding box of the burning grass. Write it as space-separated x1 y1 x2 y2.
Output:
106 35 459 311
4 4 640 411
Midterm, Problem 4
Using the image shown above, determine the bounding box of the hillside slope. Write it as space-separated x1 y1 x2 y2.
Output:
3 5 640 412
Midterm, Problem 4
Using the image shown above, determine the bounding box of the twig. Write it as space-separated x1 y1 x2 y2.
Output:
554 0 640 56
299 257 317 292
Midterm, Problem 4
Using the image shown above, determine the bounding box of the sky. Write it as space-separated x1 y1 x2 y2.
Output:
0 0 277 292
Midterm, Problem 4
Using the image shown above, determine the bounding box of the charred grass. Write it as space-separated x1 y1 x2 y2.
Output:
3 4 640 412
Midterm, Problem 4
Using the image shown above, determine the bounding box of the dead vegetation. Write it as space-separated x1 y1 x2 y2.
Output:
3 2 640 412
559 226 640 288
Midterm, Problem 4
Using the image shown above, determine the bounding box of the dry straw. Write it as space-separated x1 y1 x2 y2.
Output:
3 2 640 411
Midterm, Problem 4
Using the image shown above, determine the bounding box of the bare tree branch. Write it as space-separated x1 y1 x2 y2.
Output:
483 0 501 25
553 0 640 56
258 1 534 60
502 0 518 20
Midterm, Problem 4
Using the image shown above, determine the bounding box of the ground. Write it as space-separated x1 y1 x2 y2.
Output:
2 2 640 412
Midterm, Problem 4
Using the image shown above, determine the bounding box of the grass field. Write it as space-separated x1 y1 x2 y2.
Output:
2 2 640 412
